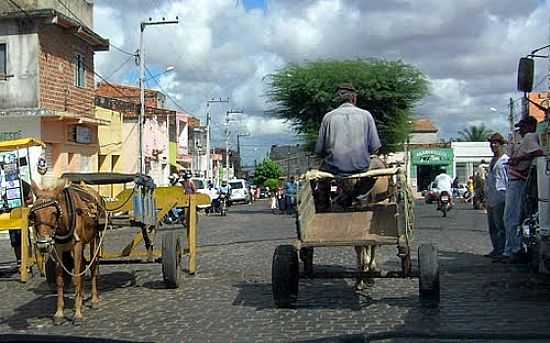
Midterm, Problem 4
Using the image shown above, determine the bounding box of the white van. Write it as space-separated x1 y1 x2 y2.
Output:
228 179 251 204
192 177 211 209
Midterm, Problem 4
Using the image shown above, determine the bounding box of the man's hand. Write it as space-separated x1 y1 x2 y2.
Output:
508 157 519 166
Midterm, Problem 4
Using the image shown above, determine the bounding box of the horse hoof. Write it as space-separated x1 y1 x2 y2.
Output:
72 317 83 326
91 301 100 310
53 316 64 326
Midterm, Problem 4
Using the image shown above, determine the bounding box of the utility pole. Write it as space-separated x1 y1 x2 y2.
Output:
509 97 516 142
224 110 242 181
139 17 178 175
206 97 230 184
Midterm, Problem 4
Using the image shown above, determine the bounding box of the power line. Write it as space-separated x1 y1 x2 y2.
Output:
6 0 30 16
104 55 135 81
110 43 137 57
144 65 188 113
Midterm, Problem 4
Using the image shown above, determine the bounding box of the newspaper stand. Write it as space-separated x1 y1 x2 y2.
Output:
0 138 45 282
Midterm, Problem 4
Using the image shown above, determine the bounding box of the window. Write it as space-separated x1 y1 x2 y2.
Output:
0 43 6 77
74 54 85 88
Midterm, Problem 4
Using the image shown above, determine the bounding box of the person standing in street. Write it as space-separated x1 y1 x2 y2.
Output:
500 116 543 263
484 133 509 258
284 176 297 215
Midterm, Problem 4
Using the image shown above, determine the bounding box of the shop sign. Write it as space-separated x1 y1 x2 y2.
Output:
411 148 453 165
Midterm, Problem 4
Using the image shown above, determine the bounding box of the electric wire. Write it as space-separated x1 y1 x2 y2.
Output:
6 0 30 16
144 65 189 113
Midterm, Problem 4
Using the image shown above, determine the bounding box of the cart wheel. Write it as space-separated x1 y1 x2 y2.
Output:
272 245 299 308
300 247 314 277
418 244 440 302
162 228 182 288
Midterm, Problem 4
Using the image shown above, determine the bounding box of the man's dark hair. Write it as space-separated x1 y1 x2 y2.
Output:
335 83 357 105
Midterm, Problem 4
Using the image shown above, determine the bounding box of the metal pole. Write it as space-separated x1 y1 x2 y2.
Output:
139 23 145 175
225 112 229 181
509 97 515 140
138 18 179 176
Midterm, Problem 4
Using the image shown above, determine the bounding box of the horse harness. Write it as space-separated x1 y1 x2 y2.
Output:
30 187 78 244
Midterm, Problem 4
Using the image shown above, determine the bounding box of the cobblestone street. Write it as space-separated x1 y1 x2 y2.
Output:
2 200 550 342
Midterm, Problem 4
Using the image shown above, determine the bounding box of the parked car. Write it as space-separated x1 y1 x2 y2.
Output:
424 182 440 204
229 179 251 204
452 183 468 198
192 178 212 209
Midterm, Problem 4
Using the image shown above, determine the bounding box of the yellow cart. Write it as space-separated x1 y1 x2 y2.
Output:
61 172 210 288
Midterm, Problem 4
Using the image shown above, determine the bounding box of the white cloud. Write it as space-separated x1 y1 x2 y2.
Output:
93 0 550 162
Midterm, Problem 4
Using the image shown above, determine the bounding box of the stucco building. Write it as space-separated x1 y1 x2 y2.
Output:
0 1 108 179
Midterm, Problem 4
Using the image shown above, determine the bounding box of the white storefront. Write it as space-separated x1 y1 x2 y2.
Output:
452 142 492 184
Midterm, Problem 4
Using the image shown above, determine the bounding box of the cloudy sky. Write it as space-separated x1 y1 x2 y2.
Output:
93 0 550 164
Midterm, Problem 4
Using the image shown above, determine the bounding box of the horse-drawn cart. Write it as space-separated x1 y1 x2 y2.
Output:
52 172 210 288
272 163 440 307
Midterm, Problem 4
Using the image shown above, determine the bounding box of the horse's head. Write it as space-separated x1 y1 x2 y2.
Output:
29 180 66 252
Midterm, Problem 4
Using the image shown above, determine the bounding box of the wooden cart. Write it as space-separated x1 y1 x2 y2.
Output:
271 166 440 307
43 172 211 288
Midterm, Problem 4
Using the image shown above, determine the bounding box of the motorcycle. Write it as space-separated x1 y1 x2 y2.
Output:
438 190 452 217
211 191 227 216
164 175 186 225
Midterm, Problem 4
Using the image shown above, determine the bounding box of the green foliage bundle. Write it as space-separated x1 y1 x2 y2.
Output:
266 59 429 153
254 159 283 186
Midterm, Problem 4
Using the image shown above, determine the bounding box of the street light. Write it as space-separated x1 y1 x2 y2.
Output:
144 65 175 82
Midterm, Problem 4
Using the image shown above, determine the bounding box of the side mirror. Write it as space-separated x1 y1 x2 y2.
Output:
517 57 534 93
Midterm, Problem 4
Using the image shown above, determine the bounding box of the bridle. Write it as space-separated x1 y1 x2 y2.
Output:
30 188 76 248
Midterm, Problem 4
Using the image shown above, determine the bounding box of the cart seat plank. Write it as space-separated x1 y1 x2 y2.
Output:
305 167 403 180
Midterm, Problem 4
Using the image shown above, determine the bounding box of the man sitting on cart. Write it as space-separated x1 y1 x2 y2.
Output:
314 83 382 209
314 83 383 289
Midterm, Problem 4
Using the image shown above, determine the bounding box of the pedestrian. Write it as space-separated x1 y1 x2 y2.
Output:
484 133 509 258
270 190 278 214
285 176 297 215
500 116 543 263
179 170 196 194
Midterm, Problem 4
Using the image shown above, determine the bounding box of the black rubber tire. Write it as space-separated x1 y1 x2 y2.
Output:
162 228 182 288
418 243 440 302
299 247 314 277
272 245 299 308
442 205 447 217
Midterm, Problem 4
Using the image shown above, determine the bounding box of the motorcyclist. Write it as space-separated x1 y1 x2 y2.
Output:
433 168 453 210
219 180 232 205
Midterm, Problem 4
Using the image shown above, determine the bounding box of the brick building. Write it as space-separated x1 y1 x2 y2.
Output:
270 144 319 177
529 91 550 122
0 1 108 178
96 82 166 109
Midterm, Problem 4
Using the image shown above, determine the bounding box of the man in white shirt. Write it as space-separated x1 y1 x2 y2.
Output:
484 133 509 258
433 168 453 209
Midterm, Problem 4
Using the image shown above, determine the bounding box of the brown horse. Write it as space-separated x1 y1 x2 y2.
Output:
30 180 105 325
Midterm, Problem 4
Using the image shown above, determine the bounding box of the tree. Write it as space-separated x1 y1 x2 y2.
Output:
266 59 429 152
456 125 493 142
254 159 283 186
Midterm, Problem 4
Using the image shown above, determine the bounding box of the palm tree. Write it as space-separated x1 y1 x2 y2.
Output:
456 125 494 142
